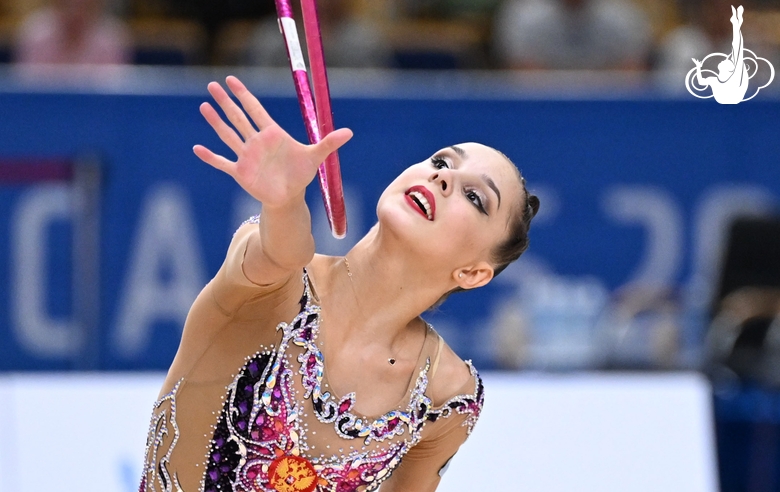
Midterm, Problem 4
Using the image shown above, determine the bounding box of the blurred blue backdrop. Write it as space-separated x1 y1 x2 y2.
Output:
0 70 778 372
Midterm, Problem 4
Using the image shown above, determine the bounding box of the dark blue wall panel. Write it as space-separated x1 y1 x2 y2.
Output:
1 87 778 371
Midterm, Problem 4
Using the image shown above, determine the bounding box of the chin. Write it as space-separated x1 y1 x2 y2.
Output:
375 194 441 256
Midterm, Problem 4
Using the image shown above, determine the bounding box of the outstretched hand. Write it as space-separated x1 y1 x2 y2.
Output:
194 76 353 209
692 58 703 67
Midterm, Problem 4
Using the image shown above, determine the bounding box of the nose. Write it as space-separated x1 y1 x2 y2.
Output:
429 170 451 195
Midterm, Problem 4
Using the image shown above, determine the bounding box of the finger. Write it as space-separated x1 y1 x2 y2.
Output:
225 76 275 130
193 144 236 175
208 81 257 141
200 102 244 155
310 128 353 164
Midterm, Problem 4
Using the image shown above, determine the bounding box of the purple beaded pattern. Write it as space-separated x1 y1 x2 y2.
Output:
201 344 303 491
199 269 442 491
425 362 484 435
140 228 484 491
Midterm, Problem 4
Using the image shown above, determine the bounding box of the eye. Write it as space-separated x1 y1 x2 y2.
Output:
466 189 488 215
431 157 449 169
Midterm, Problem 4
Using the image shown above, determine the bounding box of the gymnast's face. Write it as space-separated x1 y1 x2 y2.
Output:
376 142 522 279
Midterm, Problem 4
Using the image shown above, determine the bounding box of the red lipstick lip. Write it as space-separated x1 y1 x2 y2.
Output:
405 185 436 221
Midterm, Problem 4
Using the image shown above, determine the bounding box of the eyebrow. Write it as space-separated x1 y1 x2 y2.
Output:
448 145 502 211
482 174 501 209
450 145 466 158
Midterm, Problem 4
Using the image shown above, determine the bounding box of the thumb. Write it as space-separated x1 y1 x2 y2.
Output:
312 128 353 163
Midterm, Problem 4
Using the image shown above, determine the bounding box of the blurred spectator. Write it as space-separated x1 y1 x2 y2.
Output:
143 0 274 63
247 0 390 68
398 0 502 19
14 0 131 64
245 16 288 67
493 0 652 70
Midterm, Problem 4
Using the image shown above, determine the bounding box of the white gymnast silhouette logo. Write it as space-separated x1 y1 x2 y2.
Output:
685 5 774 104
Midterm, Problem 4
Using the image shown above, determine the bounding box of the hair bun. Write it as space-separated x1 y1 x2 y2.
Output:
528 194 540 218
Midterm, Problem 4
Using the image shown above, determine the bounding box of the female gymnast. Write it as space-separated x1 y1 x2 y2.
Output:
140 76 539 492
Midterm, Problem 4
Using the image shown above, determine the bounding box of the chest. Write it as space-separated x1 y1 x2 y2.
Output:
141 298 438 492
200 303 435 492
317 342 424 418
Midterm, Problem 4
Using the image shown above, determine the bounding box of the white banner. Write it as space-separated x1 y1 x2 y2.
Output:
0 372 717 492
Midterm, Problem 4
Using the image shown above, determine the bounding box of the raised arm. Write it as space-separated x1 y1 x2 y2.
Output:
194 76 352 287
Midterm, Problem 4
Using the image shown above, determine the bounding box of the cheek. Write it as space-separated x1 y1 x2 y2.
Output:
434 205 494 256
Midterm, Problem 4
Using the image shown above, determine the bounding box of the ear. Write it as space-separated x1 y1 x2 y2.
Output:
453 261 494 290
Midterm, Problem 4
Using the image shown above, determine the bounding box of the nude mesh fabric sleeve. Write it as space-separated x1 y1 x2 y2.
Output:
430 334 445 380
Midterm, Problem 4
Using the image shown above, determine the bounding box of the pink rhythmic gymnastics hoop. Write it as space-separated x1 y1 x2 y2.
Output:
275 0 347 239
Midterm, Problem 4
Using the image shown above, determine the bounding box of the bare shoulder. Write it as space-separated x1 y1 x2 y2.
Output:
427 335 476 407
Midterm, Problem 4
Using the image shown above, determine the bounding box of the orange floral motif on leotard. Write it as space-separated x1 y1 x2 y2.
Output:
268 456 317 492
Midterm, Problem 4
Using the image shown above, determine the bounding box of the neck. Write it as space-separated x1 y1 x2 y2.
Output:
318 225 455 349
